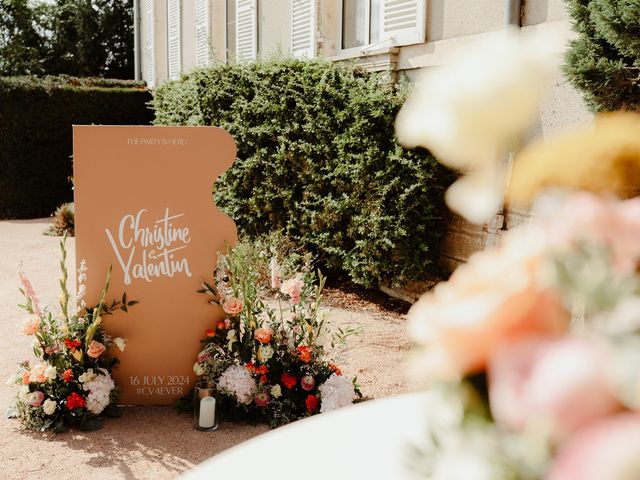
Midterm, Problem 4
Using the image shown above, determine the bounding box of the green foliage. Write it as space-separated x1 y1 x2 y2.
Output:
0 75 153 219
564 0 640 112
153 58 450 287
0 0 134 78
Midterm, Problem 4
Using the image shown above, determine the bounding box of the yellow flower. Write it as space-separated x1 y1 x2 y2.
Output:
509 112 640 203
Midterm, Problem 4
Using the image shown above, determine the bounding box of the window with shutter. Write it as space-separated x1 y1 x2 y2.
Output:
141 0 155 87
167 0 181 79
236 0 257 63
380 0 425 46
195 0 209 67
290 0 315 58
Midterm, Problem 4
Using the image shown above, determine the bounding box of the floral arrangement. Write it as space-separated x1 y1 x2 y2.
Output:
6 237 136 432
192 244 360 427
396 26 640 480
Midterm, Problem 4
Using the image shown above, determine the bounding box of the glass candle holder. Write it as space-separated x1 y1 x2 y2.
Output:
193 382 219 431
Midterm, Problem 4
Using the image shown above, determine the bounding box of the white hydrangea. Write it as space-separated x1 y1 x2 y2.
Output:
42 398 57 415
217 365 256 405
82 373 115 414
318 374 356 413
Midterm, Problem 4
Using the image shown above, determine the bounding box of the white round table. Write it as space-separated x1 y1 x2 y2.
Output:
180 393 429 480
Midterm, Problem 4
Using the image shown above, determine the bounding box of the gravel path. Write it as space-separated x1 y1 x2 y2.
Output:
0 219 412 480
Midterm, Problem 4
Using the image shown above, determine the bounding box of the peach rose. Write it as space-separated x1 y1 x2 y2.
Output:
547 413 640 480
21 371 31 385
222 297 244 316
29 364 48 383
408 234 569 381
489 336 620 440
21 316 40 336
254 327 273 344
87 340 106 359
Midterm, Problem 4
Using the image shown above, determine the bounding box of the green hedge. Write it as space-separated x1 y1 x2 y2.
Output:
154 59 450 287
0 75 153 218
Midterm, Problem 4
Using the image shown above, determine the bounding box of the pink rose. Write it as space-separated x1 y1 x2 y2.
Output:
44 345 60 355
489 336 620 440
27 391 44 407
87 340 106 359
280 277 304 305
301 375 315 391
21 316 40 336
408 241 569 381
547 413 640 480
255 392 270 407
222 297 244 316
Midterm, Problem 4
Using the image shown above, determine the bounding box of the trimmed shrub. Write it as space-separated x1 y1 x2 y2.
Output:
153 59 450 287
0 75 153 218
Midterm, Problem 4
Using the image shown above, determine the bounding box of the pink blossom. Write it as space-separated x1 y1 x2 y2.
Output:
489 336 619 440
255 392 270 407
270 257 281 289
27 391 45 407
547 413 640 480
197 351 209 363
21 316 40 336
547 193 640 275
280 277 304 305
301 375 315 391
18 271 41 318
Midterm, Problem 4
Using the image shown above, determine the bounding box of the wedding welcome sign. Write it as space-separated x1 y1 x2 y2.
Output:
73 126 237 405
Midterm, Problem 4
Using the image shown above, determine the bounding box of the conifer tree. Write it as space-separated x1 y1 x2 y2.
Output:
564 0 640 112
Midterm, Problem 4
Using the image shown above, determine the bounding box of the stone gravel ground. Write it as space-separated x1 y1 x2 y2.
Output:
0 219 414 480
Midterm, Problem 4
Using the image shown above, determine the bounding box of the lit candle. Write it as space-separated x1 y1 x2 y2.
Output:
199 396 216 429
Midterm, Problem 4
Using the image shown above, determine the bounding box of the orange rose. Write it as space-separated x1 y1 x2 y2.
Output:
254 327 273 344
29 364 47 383
21 371 31 385
86 340 106 359
205 328 215 337
217 321 226 330
21 316 40 336
223 297 244 316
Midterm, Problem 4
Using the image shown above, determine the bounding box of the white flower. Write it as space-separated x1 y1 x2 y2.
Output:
270 257 281 289
18 385 30 400
227 329 237 351
44 365 57 381
217 364 257 405
318 374 356 413
78 369 96 383
42 398 57 415
113 337 127 352
193 362 205 376
258 345 274 362
6 373 20 386
270 384 282 399
82 373 115 414
31 338 40 349
395 27 555 224
77 259 88 309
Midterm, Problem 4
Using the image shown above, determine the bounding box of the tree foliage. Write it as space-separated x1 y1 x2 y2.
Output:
564 0 640 112
0 0 134 78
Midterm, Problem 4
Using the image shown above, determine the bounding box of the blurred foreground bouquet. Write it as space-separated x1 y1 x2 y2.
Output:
7 237 136 432
407 111 640 478
192 245 361 427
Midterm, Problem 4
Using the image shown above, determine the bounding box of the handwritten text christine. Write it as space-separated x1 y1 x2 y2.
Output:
105 208 192 285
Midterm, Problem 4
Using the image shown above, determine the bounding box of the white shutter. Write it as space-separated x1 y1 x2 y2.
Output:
380 0 425 46
236 0 257 63
195 0 209 67
290 0 315 58
141 0 155 87
167 0 181 79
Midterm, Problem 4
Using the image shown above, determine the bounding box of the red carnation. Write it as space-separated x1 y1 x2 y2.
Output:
62 369 74 382
205 328 215 337
255 365 268 375
64 338 82 352
305 394 319 413
259 375 268 384
281 372 297 389
297 345 312 363
66 392 86 410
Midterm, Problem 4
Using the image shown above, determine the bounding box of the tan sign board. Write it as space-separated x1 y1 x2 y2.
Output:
73 126 237 405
